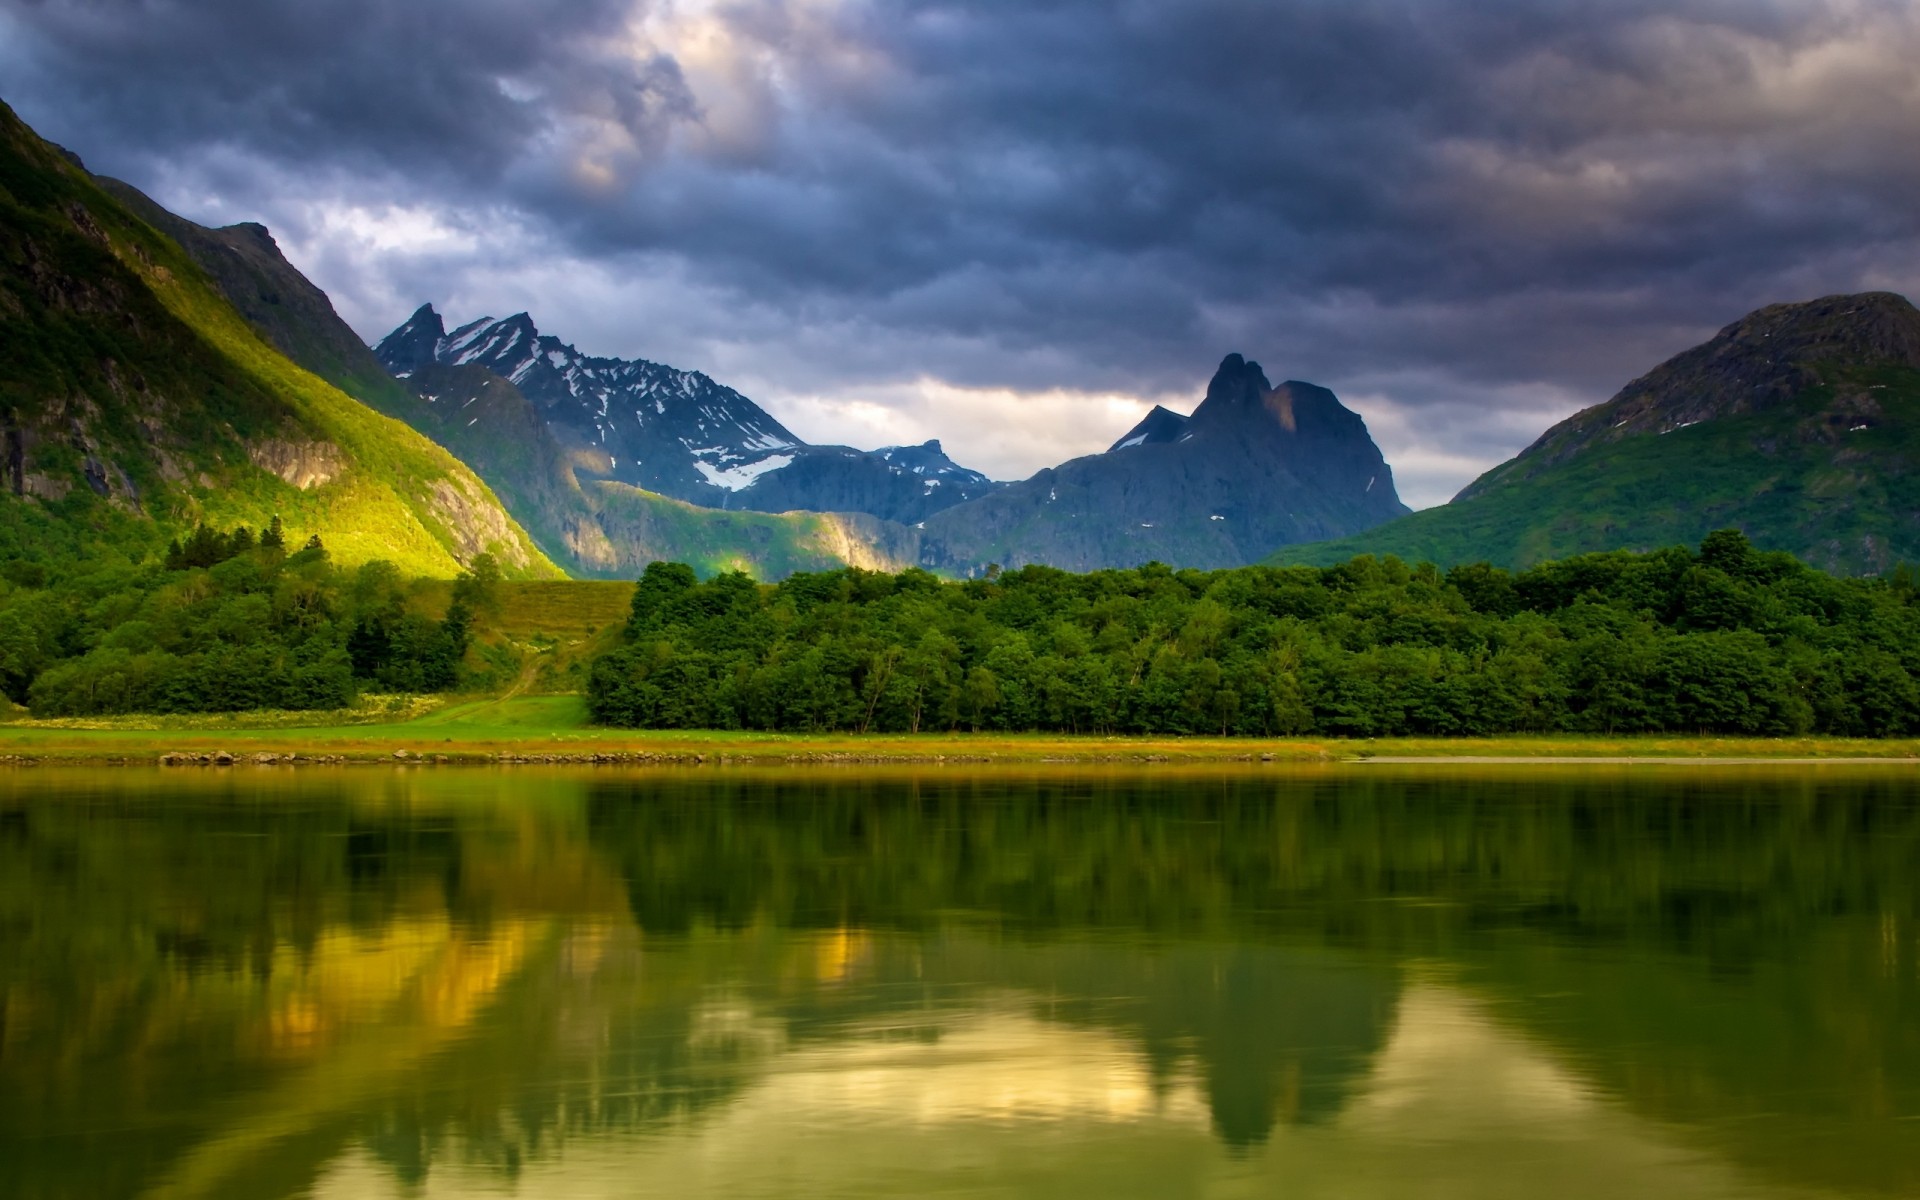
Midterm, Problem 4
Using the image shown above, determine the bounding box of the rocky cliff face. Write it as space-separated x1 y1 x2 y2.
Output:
375 307 1002 525
918 354 1409 572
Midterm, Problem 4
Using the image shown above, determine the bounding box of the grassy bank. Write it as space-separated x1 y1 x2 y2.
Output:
1 696 1918 764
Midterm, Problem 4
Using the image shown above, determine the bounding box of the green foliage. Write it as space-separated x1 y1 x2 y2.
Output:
3 524 493 715
585 482 920 580
588 532 1920 736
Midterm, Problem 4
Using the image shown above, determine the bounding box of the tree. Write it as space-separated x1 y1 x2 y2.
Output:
628 561 699 637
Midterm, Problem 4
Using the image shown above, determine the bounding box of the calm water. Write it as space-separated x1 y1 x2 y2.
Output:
1 765 1917 1200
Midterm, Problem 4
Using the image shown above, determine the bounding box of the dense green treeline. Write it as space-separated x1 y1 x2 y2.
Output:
0 524 499 715
588 531 1920 736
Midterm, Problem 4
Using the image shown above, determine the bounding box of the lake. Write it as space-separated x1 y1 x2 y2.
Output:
1 764 1915 1199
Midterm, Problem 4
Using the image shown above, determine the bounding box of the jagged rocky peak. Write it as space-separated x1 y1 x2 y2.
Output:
374 304 448 375
373 306 803 490
916 351 1409 573
442 311 547 378
1109 405 1189 451
1202 352 1265 405
1180 354 1368 443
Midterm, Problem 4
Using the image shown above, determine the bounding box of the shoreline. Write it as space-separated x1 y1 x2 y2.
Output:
0 702 1917 767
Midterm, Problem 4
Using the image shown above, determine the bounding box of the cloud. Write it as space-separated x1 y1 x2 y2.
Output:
6 0 1920 497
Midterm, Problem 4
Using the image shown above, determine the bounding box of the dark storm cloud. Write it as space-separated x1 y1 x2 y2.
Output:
5 0 1920 498
0 0 692 179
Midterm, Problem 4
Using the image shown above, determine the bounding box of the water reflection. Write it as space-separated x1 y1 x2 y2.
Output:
0 767 1915 1198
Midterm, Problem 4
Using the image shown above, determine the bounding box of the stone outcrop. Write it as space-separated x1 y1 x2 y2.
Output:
247 438 346 489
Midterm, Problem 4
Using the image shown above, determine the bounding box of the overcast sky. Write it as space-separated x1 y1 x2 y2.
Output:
6 0 1919 505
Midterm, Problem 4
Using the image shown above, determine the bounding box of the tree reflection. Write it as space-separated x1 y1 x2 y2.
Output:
0 767 1914 1198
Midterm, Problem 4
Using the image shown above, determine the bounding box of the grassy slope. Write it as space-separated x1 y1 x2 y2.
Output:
95 177 422 421
587 482 923 578
0 699 1915 762
1270 367 1920 573
0 100 558 578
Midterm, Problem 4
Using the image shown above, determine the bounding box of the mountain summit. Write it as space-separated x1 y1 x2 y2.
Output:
918 354 1408 571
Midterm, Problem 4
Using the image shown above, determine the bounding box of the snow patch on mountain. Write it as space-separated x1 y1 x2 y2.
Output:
695 454 795 491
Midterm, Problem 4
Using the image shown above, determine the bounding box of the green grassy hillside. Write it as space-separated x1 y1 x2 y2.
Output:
1271 298 1920 575
0 99 558 579
588 482 922 577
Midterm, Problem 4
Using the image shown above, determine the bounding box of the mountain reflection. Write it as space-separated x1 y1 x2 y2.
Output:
0 766 1914 1199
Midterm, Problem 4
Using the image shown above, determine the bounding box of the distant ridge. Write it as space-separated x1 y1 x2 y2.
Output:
1271 292 1920 575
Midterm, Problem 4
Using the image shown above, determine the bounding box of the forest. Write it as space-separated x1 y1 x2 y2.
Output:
8 522 1919 734
0 520 497 716
588 531 1920 737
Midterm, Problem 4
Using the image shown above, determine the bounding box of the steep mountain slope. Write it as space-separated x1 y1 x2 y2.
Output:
94 178 415 415
0 98 556 577
916 354 1408 571
1271 293 1920 575
92 176 926 580
385 361 922 577
376 307 1001 524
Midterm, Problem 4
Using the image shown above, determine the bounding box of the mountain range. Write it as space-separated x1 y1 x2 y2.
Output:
87 170 939 578
374 305 1000 525
8 92 1919 582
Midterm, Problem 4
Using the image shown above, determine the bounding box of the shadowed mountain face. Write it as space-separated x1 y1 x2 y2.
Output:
1273 292 1920 575
1108 404 1190 451
372 326 1408 574
917 354 1409 572
375 306 1001 526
